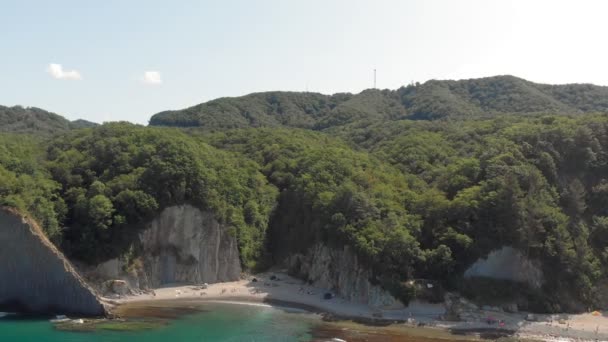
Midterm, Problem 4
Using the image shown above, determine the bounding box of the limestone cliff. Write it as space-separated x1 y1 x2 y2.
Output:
464 246 544 288
286 243 402 309
139 205 241 287
0 207 105 316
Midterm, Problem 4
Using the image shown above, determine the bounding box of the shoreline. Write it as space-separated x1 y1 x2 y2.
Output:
105 272 608 342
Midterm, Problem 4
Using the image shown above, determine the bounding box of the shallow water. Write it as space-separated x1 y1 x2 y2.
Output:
0 301 474 342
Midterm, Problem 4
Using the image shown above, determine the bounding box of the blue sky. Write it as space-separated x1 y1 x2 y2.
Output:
1 0 607 124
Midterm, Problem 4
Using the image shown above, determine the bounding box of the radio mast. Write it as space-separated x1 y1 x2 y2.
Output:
374 69 377 89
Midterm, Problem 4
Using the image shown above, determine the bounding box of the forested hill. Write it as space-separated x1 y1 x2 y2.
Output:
4 75 608 312
0 105 98 134
149 90 405 130
149 75 608 129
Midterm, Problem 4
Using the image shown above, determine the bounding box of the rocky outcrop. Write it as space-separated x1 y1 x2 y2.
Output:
109 280 129 296
464 246 543 288
286 243 402 309
78 257 148 296
139 205 241 287
78 266 135 297
0 207 105 316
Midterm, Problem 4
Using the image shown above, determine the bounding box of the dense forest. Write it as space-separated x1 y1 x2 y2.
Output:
2 76 608 312
149 75 608 129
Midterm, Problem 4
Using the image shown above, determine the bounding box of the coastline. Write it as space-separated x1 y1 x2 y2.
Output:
108 272 445 322
103 272 608 342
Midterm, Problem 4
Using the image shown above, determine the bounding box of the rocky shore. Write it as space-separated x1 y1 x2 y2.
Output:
105 272 608 342
2 205 606 342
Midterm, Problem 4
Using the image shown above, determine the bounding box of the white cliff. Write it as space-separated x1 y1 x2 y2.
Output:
139 205 241 287
464 246 544 288
287 243 403 309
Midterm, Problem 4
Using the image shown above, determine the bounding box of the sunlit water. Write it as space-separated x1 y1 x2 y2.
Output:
0 301 472 342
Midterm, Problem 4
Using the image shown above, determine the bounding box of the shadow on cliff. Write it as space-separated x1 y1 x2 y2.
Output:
0 207 106 317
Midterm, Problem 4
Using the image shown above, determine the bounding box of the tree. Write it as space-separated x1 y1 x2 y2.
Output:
87 194 114 230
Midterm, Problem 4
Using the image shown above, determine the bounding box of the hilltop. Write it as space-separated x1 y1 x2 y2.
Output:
0 105 97 134
149 75 608 130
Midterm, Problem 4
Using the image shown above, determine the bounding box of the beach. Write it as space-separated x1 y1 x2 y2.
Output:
105 272 608 342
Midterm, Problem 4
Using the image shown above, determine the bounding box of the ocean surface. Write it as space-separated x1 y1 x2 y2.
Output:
0 301 472 342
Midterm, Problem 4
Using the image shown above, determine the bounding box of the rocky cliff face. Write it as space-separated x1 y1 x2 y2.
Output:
464 246 544 288
139 205 241 287
0 207 105 316
286 243 402 309
77 257 148 296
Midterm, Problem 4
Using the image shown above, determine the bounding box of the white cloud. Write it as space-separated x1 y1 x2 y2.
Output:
142 71 162 85
46 63 82 80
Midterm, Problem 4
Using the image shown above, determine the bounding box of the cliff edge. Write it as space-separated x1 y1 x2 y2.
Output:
287 243 403 309
0 207 105 316
81 205 242 293
139 205 242 287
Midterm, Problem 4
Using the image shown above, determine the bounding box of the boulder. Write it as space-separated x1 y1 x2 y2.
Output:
110 280 129 296
525 313 537 321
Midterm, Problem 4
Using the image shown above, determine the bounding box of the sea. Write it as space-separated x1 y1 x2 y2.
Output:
0 301 474 342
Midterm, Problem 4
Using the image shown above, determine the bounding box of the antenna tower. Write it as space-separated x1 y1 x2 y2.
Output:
374 69 377 89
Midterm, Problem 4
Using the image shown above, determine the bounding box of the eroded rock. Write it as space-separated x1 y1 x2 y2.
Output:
286 243 402 308
464 246 543 288
110 280 129 296
139 205 241 287
82 205 241 291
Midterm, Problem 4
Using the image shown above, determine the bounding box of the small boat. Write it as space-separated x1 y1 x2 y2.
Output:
50 315 70 323
0 312 16 318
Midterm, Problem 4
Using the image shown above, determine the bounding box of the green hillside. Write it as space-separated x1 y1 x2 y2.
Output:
149 76 608 129
3 76 608 312
0 105 97 134
337 115 608 309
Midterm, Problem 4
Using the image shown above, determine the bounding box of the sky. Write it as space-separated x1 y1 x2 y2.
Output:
1 0 607 124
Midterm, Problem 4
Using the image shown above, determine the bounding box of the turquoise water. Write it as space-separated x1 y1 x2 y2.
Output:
0 303 318 342
0 302 474 342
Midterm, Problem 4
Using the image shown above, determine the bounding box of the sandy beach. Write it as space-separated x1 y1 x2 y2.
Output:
105 272 608 342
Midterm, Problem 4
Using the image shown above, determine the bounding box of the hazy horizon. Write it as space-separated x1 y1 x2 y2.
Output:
2 0 607 124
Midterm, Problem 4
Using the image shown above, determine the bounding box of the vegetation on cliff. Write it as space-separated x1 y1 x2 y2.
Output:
46 123 277 266
203 129 426 294
200 117 608 311
336 115 608 310
3 76 608 311
0 134 64 239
